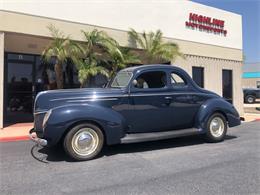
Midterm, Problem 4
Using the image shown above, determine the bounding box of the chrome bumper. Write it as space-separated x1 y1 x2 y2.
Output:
29 128 48 146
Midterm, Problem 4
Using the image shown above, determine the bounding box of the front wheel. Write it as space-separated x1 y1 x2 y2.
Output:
204 113 227 142
63 123 104 161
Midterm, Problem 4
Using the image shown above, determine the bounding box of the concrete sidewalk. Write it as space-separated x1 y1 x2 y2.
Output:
0 123 32 142
243 113 260 122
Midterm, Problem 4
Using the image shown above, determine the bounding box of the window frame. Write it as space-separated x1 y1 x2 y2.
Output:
169 71 188 90
130 69 169 92
109 70 133 88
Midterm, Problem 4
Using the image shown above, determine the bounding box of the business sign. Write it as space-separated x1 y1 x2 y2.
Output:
186 13 227 36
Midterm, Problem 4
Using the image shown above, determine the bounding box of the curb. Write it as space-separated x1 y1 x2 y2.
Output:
0 136 30 142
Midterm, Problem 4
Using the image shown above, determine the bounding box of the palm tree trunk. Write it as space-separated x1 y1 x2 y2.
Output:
81 77 90 88
80 80 86 88
55 63 64 89
111 66 117 78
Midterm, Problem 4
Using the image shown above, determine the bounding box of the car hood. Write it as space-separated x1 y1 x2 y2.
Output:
34 88 125 112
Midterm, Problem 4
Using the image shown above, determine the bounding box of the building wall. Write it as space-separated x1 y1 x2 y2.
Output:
2 0 242 49
242 78 260 88
175 55 243 115
1 11 243 62
0 9 244 125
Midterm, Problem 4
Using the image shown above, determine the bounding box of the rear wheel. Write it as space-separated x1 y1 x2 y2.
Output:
205 113 227 142
245 95 255 104
63 123 104 161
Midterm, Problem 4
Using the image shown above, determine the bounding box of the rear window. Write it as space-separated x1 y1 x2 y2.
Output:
171 72 187 88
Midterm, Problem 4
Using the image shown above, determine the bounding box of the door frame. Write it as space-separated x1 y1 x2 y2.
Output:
222 69 233 104
4 52 40 125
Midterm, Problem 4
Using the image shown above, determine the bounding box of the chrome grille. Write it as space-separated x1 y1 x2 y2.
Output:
34 112 46 132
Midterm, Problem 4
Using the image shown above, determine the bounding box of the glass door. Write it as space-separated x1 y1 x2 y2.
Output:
6 62 34 123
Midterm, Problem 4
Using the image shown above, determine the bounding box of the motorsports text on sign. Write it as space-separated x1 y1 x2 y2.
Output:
185 13 227 36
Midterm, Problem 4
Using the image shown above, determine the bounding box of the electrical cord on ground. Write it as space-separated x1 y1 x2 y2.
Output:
30 143 49 164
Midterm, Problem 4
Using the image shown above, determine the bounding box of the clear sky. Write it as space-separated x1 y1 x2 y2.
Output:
192 0 260 63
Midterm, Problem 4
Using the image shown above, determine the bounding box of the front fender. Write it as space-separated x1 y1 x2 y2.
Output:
194 98 240 132
43 104 127 146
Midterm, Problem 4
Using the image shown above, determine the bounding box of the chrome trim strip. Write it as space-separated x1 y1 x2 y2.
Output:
121 128 200 144
129 92 206 97
49 92 206 101
50 95 127 101
34 111 48 115
67 98 119 103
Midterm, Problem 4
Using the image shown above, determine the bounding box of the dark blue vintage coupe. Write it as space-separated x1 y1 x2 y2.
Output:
30 65 241 161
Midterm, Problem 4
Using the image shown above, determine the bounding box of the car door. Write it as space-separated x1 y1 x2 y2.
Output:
127 70 175 133
168 71 202 129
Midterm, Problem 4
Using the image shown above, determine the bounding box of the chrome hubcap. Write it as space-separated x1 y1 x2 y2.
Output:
72 128 99 156
248 97 253 103
210 117 225 137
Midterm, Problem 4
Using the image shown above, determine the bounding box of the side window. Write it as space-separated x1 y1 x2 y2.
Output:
134 71 167 89
171 72 187 88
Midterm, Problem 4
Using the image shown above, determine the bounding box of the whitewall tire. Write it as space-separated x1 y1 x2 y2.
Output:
64 123 104 161
205 113 227 142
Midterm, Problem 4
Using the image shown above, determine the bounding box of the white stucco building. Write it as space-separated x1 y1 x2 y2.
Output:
0 0 243 128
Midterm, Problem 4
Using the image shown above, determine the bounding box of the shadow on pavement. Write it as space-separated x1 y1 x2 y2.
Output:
30 134 237 163
103 135 236 156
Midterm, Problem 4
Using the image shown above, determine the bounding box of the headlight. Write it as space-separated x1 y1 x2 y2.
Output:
42 109 52 128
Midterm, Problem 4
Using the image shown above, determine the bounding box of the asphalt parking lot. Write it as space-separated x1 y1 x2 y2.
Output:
0 122 259 195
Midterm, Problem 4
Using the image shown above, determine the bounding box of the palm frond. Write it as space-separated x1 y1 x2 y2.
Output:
127 28 182 64
128 28 145 49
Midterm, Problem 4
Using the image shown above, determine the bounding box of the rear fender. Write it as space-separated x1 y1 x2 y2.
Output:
44 104 127 146
194 98 240 132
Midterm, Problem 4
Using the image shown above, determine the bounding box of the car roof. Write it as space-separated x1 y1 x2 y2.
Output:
122 64 184 72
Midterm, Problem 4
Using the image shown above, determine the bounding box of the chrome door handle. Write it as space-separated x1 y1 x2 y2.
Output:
164 96 172 100
164 96 173 105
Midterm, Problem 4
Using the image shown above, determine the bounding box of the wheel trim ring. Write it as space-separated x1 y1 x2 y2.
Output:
71 128 99 156
209 117 225 137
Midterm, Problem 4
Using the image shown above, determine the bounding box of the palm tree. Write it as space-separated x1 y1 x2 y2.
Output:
75 58 108 88
128 28 182 64
72 29 117 87
80 29 118 64
43 24 78 89
107 47 141 77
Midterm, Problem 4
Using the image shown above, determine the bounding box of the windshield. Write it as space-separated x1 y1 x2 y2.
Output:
109 71 133 88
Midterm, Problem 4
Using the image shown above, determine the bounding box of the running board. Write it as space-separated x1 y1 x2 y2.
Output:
120 128 200 144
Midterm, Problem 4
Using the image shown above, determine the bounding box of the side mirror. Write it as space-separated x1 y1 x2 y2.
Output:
132 79 138 87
